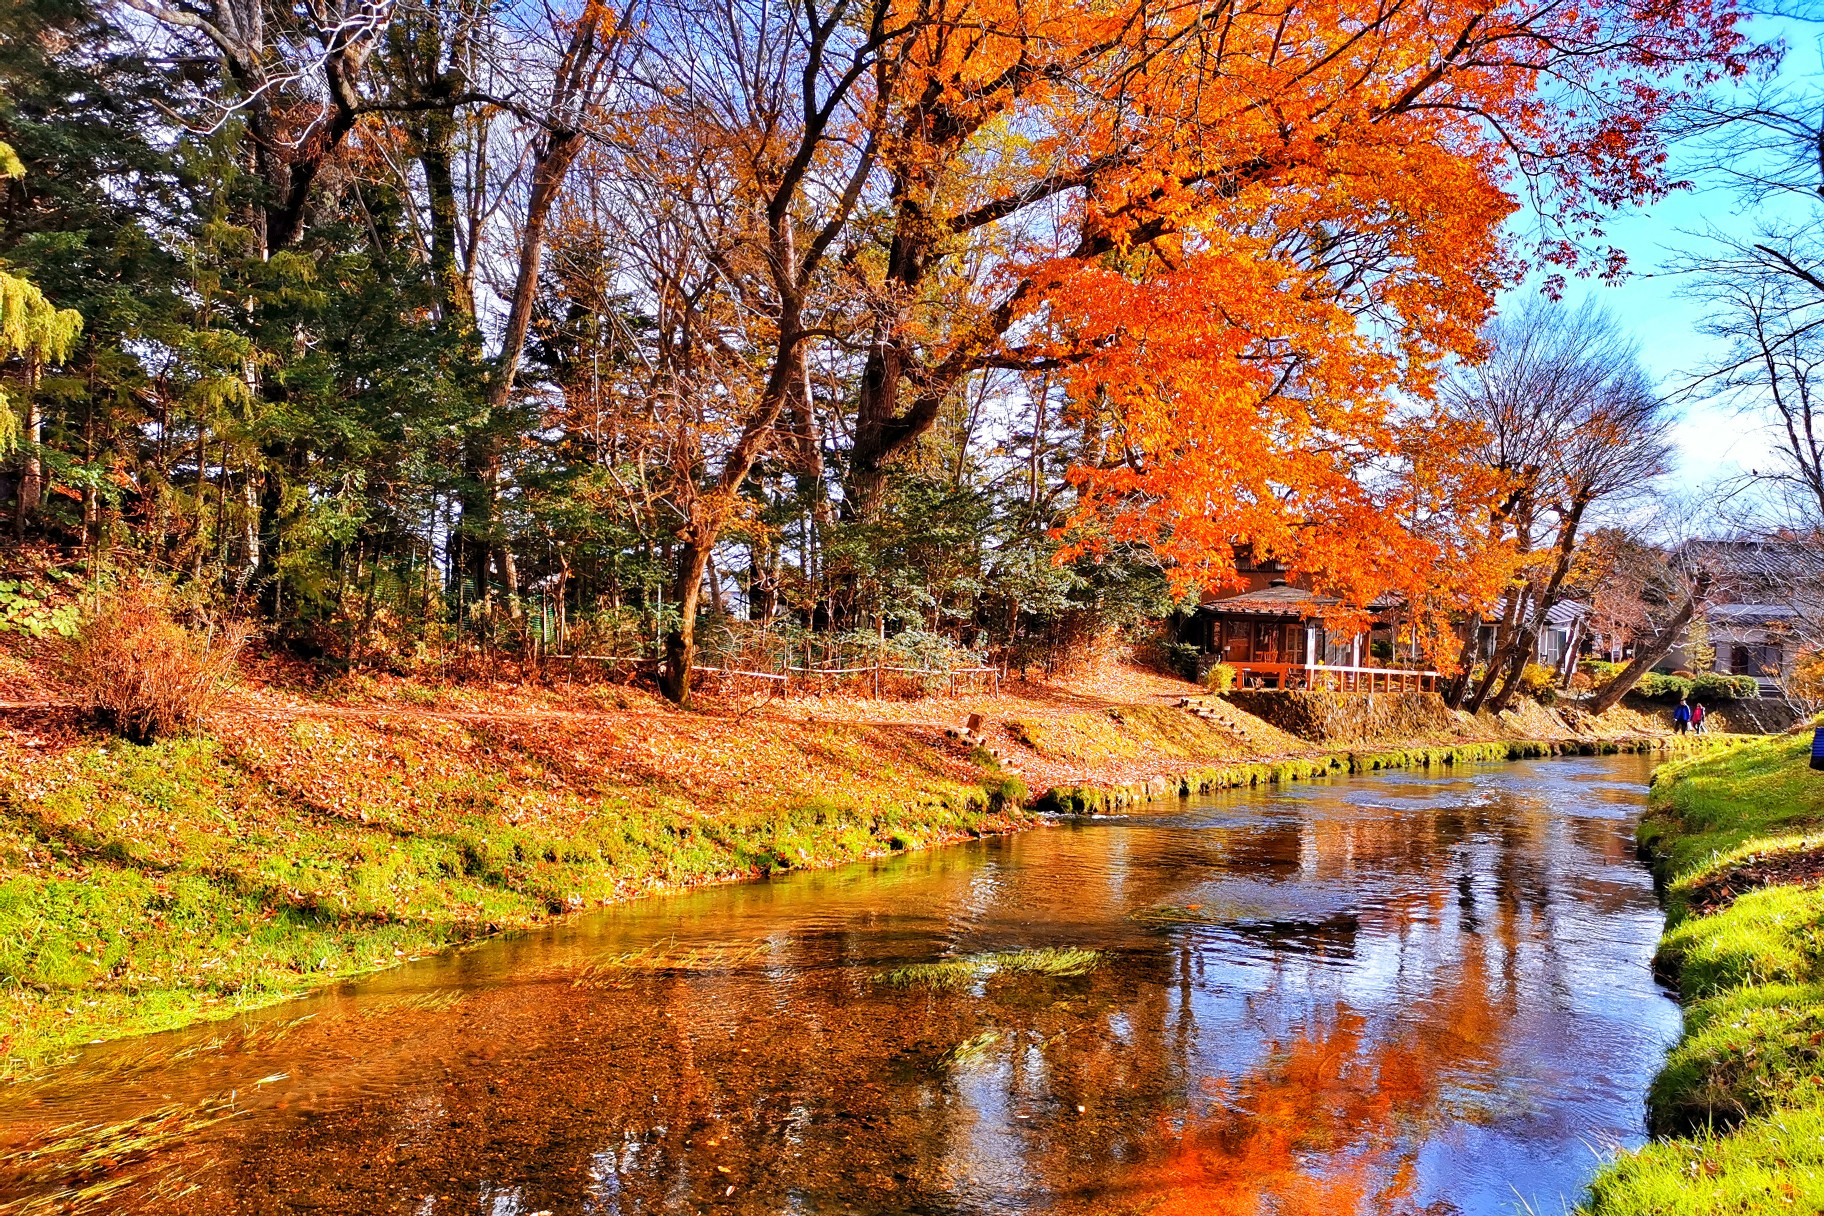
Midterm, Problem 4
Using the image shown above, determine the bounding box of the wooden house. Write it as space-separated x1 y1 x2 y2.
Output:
1184 568 1438 692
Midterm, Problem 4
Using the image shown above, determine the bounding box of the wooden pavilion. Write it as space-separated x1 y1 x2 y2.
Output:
1186 578 1439 692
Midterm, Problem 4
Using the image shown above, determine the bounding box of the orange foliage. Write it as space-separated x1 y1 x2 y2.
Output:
529 0 1758 684
844 0 1756 659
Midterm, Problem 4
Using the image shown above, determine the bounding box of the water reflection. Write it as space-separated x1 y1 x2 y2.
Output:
0 756 1679 1215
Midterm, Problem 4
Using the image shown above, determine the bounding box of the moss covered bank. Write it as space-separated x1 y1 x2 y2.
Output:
0 706 1027 1075
1584 728 1824 1214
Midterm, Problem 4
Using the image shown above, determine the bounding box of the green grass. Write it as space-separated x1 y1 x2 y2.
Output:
1648 983 1824 1135
1638 735 1820 888
1586 1098 1824 1214
1584 727 1824 1215
0 725 1012 1073
1657 884 1824 999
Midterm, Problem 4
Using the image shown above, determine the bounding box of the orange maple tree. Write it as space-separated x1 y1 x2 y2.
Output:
836 0 1757 663
563 0 1757 697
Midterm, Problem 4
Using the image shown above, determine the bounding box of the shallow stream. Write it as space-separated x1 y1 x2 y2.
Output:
0 754 1680 1215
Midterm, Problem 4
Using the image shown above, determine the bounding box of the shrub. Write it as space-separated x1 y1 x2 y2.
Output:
1691 672 1760 702
1580 658 1623 681
1791 647 1824 703
0 575 79 639
1517 662 1560 705
1638 673 1694 702
62 587 248 743
1200 661 1238 692
979 773 1029 811
1160 640 1203 682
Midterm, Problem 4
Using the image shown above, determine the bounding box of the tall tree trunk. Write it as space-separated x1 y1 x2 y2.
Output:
1465 585 1527 713
1556 617 1585 687
1486 627 1541 714
464 132 585 626
256 458 286 618
1586 573 1712 716
496 541 521 617
14 355 42 539
1443 618 1482 710
705 549 726 618
1478 497 1591 714
416 122 474 324
659 539 711 705
235 465 261 595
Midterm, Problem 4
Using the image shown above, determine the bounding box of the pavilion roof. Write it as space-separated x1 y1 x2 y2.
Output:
1202 583 1340 618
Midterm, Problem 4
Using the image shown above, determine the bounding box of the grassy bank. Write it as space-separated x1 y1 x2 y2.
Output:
0 705 1023 1075
1584 728 1824 1214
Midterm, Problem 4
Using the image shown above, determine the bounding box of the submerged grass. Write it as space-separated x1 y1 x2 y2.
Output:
1130 900 1270 926
0 1096 242 1216
571 938 774 987
938 1029 1003 1068
875 947 1101 988
1583 728 1824 1215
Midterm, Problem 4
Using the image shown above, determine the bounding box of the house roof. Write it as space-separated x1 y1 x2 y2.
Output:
1544 599 1587 627
1478 596 1589 627
1201 582 1340 618
1679 538 1824 582
1710 602 1796 625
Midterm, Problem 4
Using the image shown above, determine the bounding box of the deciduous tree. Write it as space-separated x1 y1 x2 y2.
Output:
1439 300 1672 711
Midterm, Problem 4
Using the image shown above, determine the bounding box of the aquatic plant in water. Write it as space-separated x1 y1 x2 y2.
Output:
570 937 778 988
874 947 1101 988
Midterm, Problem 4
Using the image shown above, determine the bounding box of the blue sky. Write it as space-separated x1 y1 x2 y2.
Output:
1533 15 1822 493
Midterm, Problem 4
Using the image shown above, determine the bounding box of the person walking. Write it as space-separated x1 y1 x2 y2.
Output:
1691 701 1707 734
1673 698 1691 735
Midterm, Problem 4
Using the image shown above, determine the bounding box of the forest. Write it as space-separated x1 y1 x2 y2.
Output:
2 0 1817 707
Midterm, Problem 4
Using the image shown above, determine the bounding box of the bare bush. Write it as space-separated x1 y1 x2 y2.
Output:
62 588 248 742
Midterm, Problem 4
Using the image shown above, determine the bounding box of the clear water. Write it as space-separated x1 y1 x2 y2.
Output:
0 754 1680 1215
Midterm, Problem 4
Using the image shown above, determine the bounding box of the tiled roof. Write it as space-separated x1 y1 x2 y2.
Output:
1480 596 1589 626
1544 599 1588 626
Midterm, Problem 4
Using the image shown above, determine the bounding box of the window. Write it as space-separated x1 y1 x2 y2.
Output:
1254 621 1282 662
1540 628 1566 665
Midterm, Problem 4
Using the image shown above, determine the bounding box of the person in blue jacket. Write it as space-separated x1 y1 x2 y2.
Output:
1673 698 1691 735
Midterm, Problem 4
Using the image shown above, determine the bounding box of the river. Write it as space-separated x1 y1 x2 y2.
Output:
0 753 1680 1215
